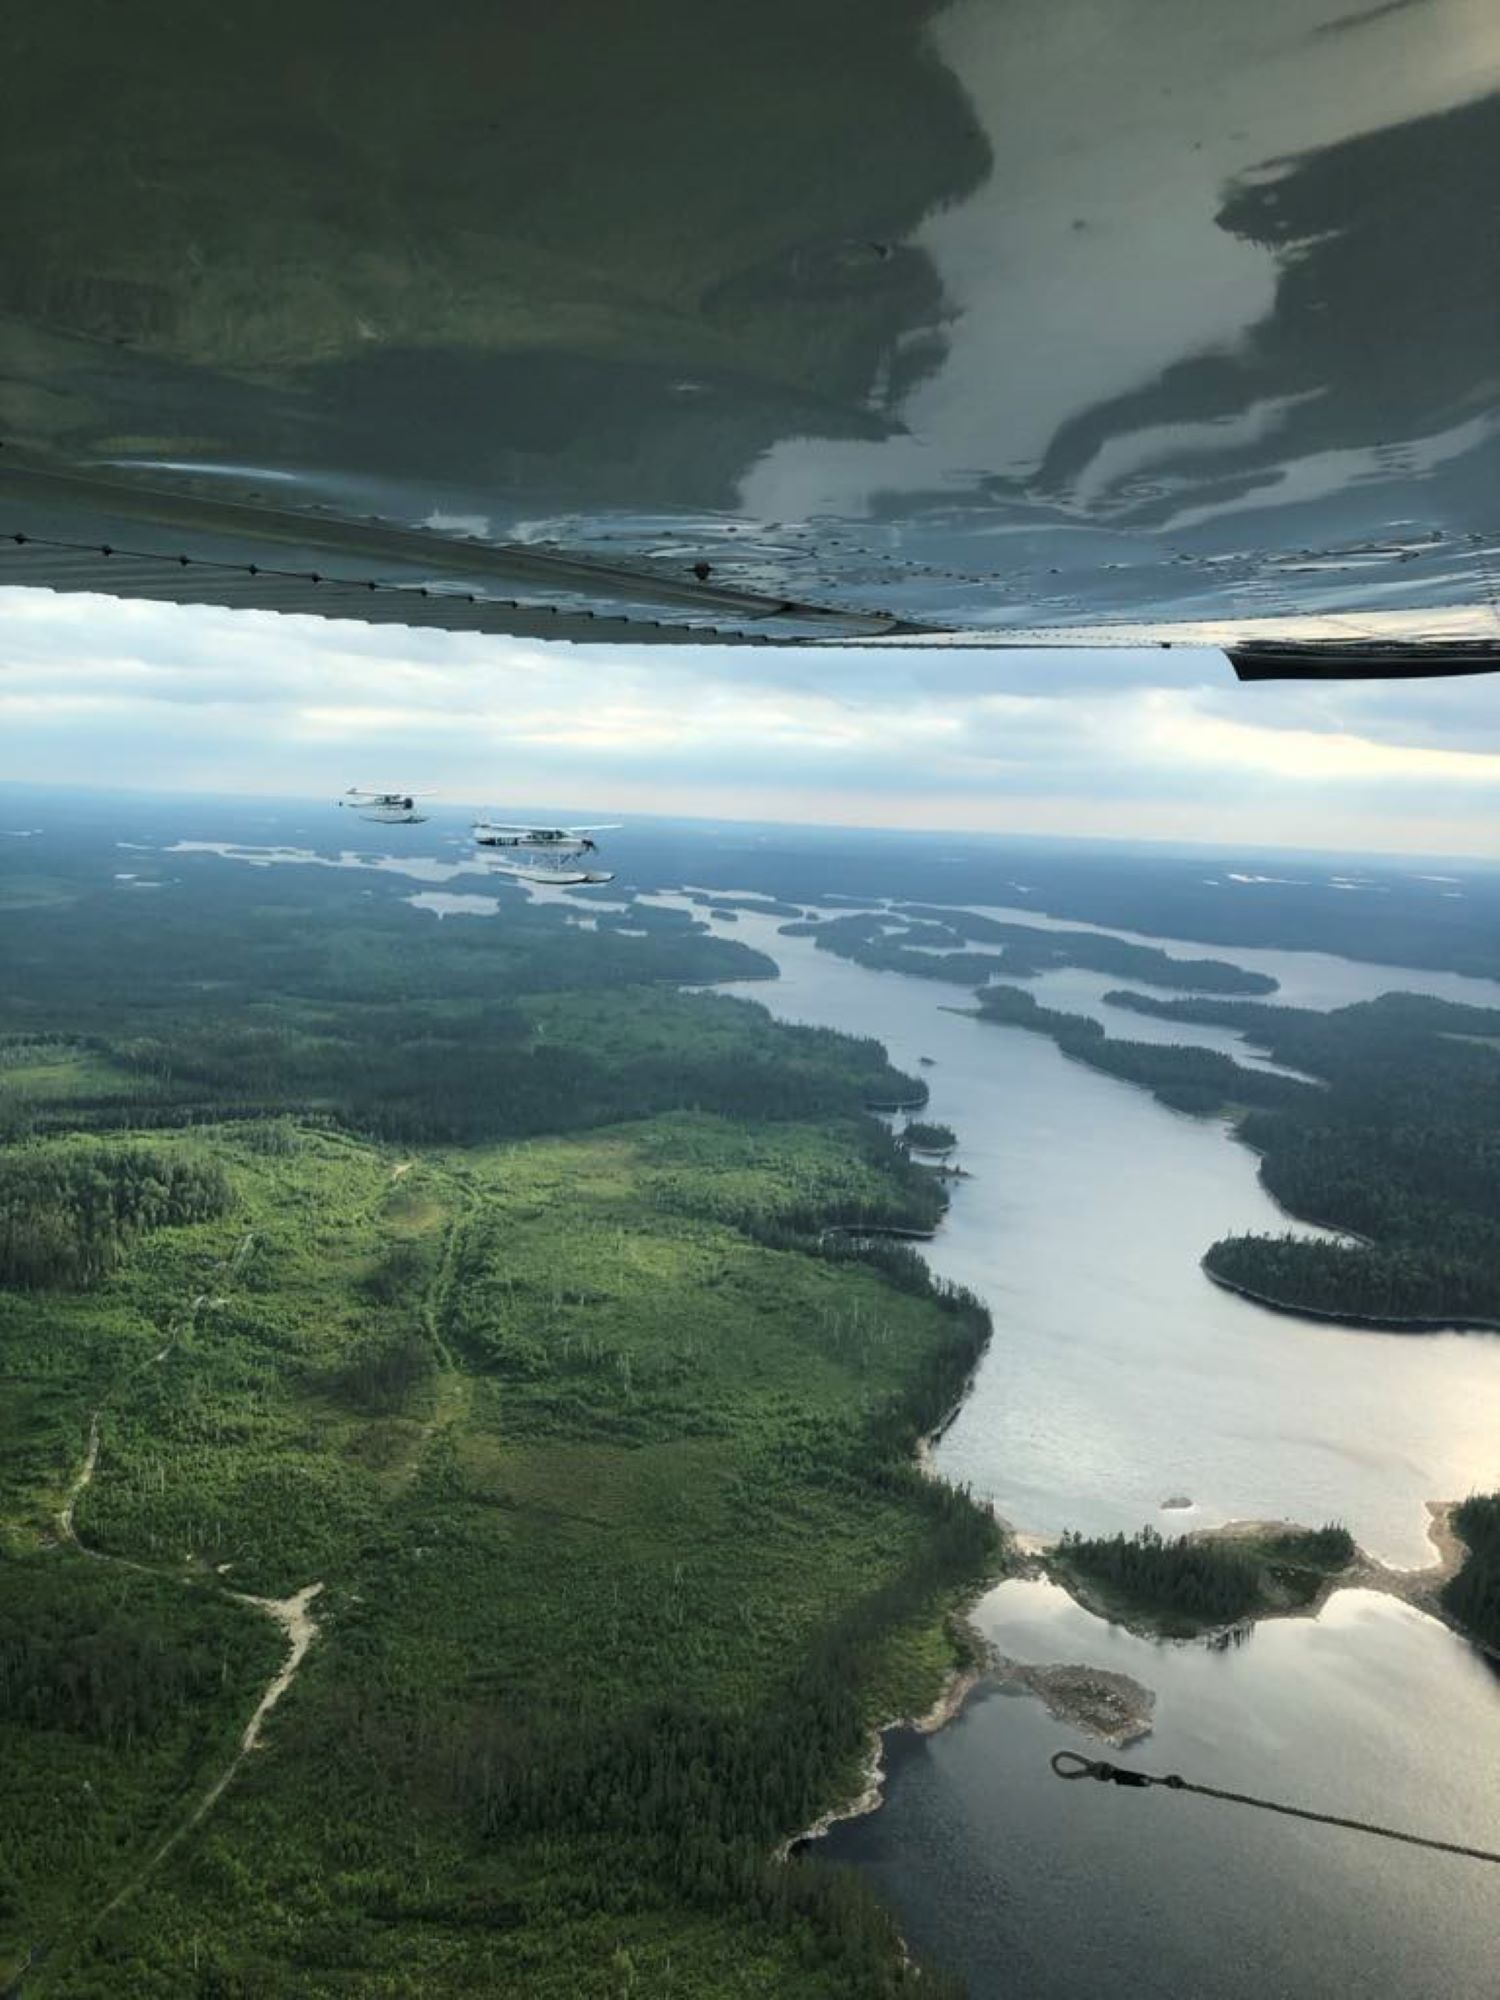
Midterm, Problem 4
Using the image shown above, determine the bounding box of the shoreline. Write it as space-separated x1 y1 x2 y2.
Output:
784 1119 998 1860
1040 1501 1469 1645
791 1492 1482 1850
780 1656 993 1859
1201 1260 1500 1336
782 1169 1484 1862
784 1308 1007 1856
777 956 1497 1876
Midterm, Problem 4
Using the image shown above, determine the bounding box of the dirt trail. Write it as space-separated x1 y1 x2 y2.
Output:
164 1588 321 1836
32 1221 320 1962
221 1583 324 1774
56 1412 99 1543
93 1585 323 1929
45 1420 326 1950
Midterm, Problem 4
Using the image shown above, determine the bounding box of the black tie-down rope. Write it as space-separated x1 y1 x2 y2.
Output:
1050 1752 1500 1866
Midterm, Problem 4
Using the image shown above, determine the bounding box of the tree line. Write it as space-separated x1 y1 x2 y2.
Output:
0 1144 232 1289
882 906 1275 992
1204 1230 1500 1324
1443 1494 1500 1651
1050 1523 1353 1630
975 984 1310 1115
1053 1525 1266 1625
1099 990 1500 1322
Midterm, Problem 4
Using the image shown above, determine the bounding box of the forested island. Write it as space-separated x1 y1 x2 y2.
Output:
973 984 1312 1116
1047 1523 1356 1637
974 978 1500 1329
901 1121 957 1153
777 909 1277 996
575 815 1500 985
1049 1498 1500 1656
0 828 1001 1998
1102 990 1500 1327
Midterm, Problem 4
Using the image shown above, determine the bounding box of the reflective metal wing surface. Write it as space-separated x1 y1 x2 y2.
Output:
2 1 1496 660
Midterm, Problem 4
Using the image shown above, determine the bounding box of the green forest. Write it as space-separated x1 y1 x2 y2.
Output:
900 1122 956 1152
780 908 1277 996
973 984 1310 1117
0 1147 232 1291
1049 1523 1355 1636
1443 1496 1500 1653
1099 990 1500 1325
971 976 1500 1327
0 834 1003 1997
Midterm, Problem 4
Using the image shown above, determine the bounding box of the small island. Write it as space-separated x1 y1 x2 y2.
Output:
1047 1522 1356 1638
902 1119 957 1153
992 1657 1155 1746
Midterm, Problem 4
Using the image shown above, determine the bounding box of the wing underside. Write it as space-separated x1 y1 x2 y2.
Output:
2 1 1496 671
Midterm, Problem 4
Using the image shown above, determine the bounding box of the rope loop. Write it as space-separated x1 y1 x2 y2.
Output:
1049 1748 1500 1864
1049 1751 1101 1780
1049 1752 1154 1788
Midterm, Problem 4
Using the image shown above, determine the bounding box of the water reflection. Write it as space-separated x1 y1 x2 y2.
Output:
2 0 1496 638
745 0 1500 631
823 1579 1500 2000
695 899 1500 1565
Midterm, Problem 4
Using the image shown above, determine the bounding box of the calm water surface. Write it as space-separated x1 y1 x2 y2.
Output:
675 898 1500 2000
698 903 1500 1561
832 1582 1500 2000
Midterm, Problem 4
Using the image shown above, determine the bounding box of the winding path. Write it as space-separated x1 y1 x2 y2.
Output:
27 1223 322 1973
92 1585 324 1929
55 1412 99 1544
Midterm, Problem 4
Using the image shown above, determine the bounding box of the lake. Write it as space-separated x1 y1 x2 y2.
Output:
693 901 1500 1561
669 896 1500 2000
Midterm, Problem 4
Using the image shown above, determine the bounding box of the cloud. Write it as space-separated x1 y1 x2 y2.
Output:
1 586 1498 857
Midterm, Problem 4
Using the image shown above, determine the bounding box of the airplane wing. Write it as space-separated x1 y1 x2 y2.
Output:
2 2 1496 671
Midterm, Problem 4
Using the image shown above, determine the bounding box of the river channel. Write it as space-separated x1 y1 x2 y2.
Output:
667 894 1500 2000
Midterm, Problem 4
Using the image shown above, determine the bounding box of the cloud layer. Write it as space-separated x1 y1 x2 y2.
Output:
1 587 1498 857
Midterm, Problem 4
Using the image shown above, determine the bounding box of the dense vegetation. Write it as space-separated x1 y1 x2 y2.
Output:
1442 1495 1500 1653
0 824 997 1997
0 1146 231 1290
1105 991 1500 1324
974 984 1310 1116
554 808 1500 983
901 1122 956 1152
0 1563 281 1751
1203 1235 1500 1325
972 976 1500 1325
893 906 1277 993
1050 1523 1355 1636
0 826 929 1149
782 909 1275 996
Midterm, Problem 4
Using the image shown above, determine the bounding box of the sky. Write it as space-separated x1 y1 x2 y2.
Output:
2 586 1499 859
